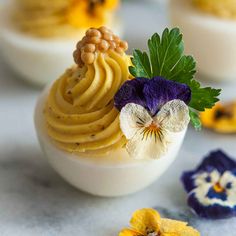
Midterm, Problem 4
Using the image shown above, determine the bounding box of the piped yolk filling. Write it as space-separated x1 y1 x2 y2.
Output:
44 51 130 156
13 0 119 37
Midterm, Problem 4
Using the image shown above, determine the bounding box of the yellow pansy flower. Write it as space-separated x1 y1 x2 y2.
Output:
200 101 236 133
67 0 119 28
119 208 200 236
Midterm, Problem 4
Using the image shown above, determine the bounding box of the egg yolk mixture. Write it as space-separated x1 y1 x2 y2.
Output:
193 0 236 19
44 27 131 156
12 0 119 37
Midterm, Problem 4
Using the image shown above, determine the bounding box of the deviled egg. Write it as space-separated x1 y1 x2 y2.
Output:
35 92 186 197
170 0 236 82
35 26 220 197
0 0 122 86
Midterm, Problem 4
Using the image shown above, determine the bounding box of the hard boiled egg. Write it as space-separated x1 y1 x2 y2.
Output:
34 86 187 197
170 0 236 82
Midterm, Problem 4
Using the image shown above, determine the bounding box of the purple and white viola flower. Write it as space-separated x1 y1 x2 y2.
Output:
114 77 191 159
181 150 236 219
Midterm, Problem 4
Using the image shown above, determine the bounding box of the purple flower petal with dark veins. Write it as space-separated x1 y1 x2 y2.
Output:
181 150 236 219
114 77 191 115
143 77 191 115
114 78 147 111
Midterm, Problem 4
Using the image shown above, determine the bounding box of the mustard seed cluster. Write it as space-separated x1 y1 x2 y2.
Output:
73 26 128 67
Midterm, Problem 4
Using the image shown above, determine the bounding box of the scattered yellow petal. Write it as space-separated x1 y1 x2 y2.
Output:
161 219 200 236
200 101 236 133
118 208 200 236
130 208 161 234
119 229 141 236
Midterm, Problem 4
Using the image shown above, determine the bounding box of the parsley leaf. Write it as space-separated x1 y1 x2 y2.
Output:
130 50 152 78
129 28 221 129
148 28 185 79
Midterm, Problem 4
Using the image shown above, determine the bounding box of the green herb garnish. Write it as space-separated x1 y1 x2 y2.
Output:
129 28 221 130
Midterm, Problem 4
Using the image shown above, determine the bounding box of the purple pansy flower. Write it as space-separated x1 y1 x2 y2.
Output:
114 77 191 159
114 77 191 116
181 150 236 219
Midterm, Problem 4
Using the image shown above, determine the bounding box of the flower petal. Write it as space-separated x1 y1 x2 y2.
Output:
187 192 236 219
119 229 141 236
156 99 190 132
143 77 191 115
130 208 161 234
126 127 169 159
195 150 236 174
120 103 152 139
160 219 200 236
114 78 147 111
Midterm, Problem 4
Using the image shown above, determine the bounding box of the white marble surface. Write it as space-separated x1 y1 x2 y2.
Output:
0 1 236 236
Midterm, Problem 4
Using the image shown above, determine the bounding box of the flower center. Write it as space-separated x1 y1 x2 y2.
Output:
145 226 162 236
147 233 158 236
214 108 233 120
213 182 225 193
146 229 159 236
88 0 105 13
148 122 160 131
141 122 163 142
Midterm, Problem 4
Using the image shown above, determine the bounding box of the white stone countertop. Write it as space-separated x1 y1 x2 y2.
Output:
0 1 236 235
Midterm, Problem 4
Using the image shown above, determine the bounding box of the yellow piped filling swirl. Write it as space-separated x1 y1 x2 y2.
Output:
12 0 119 38
193 0 236 19
44 50 130 156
